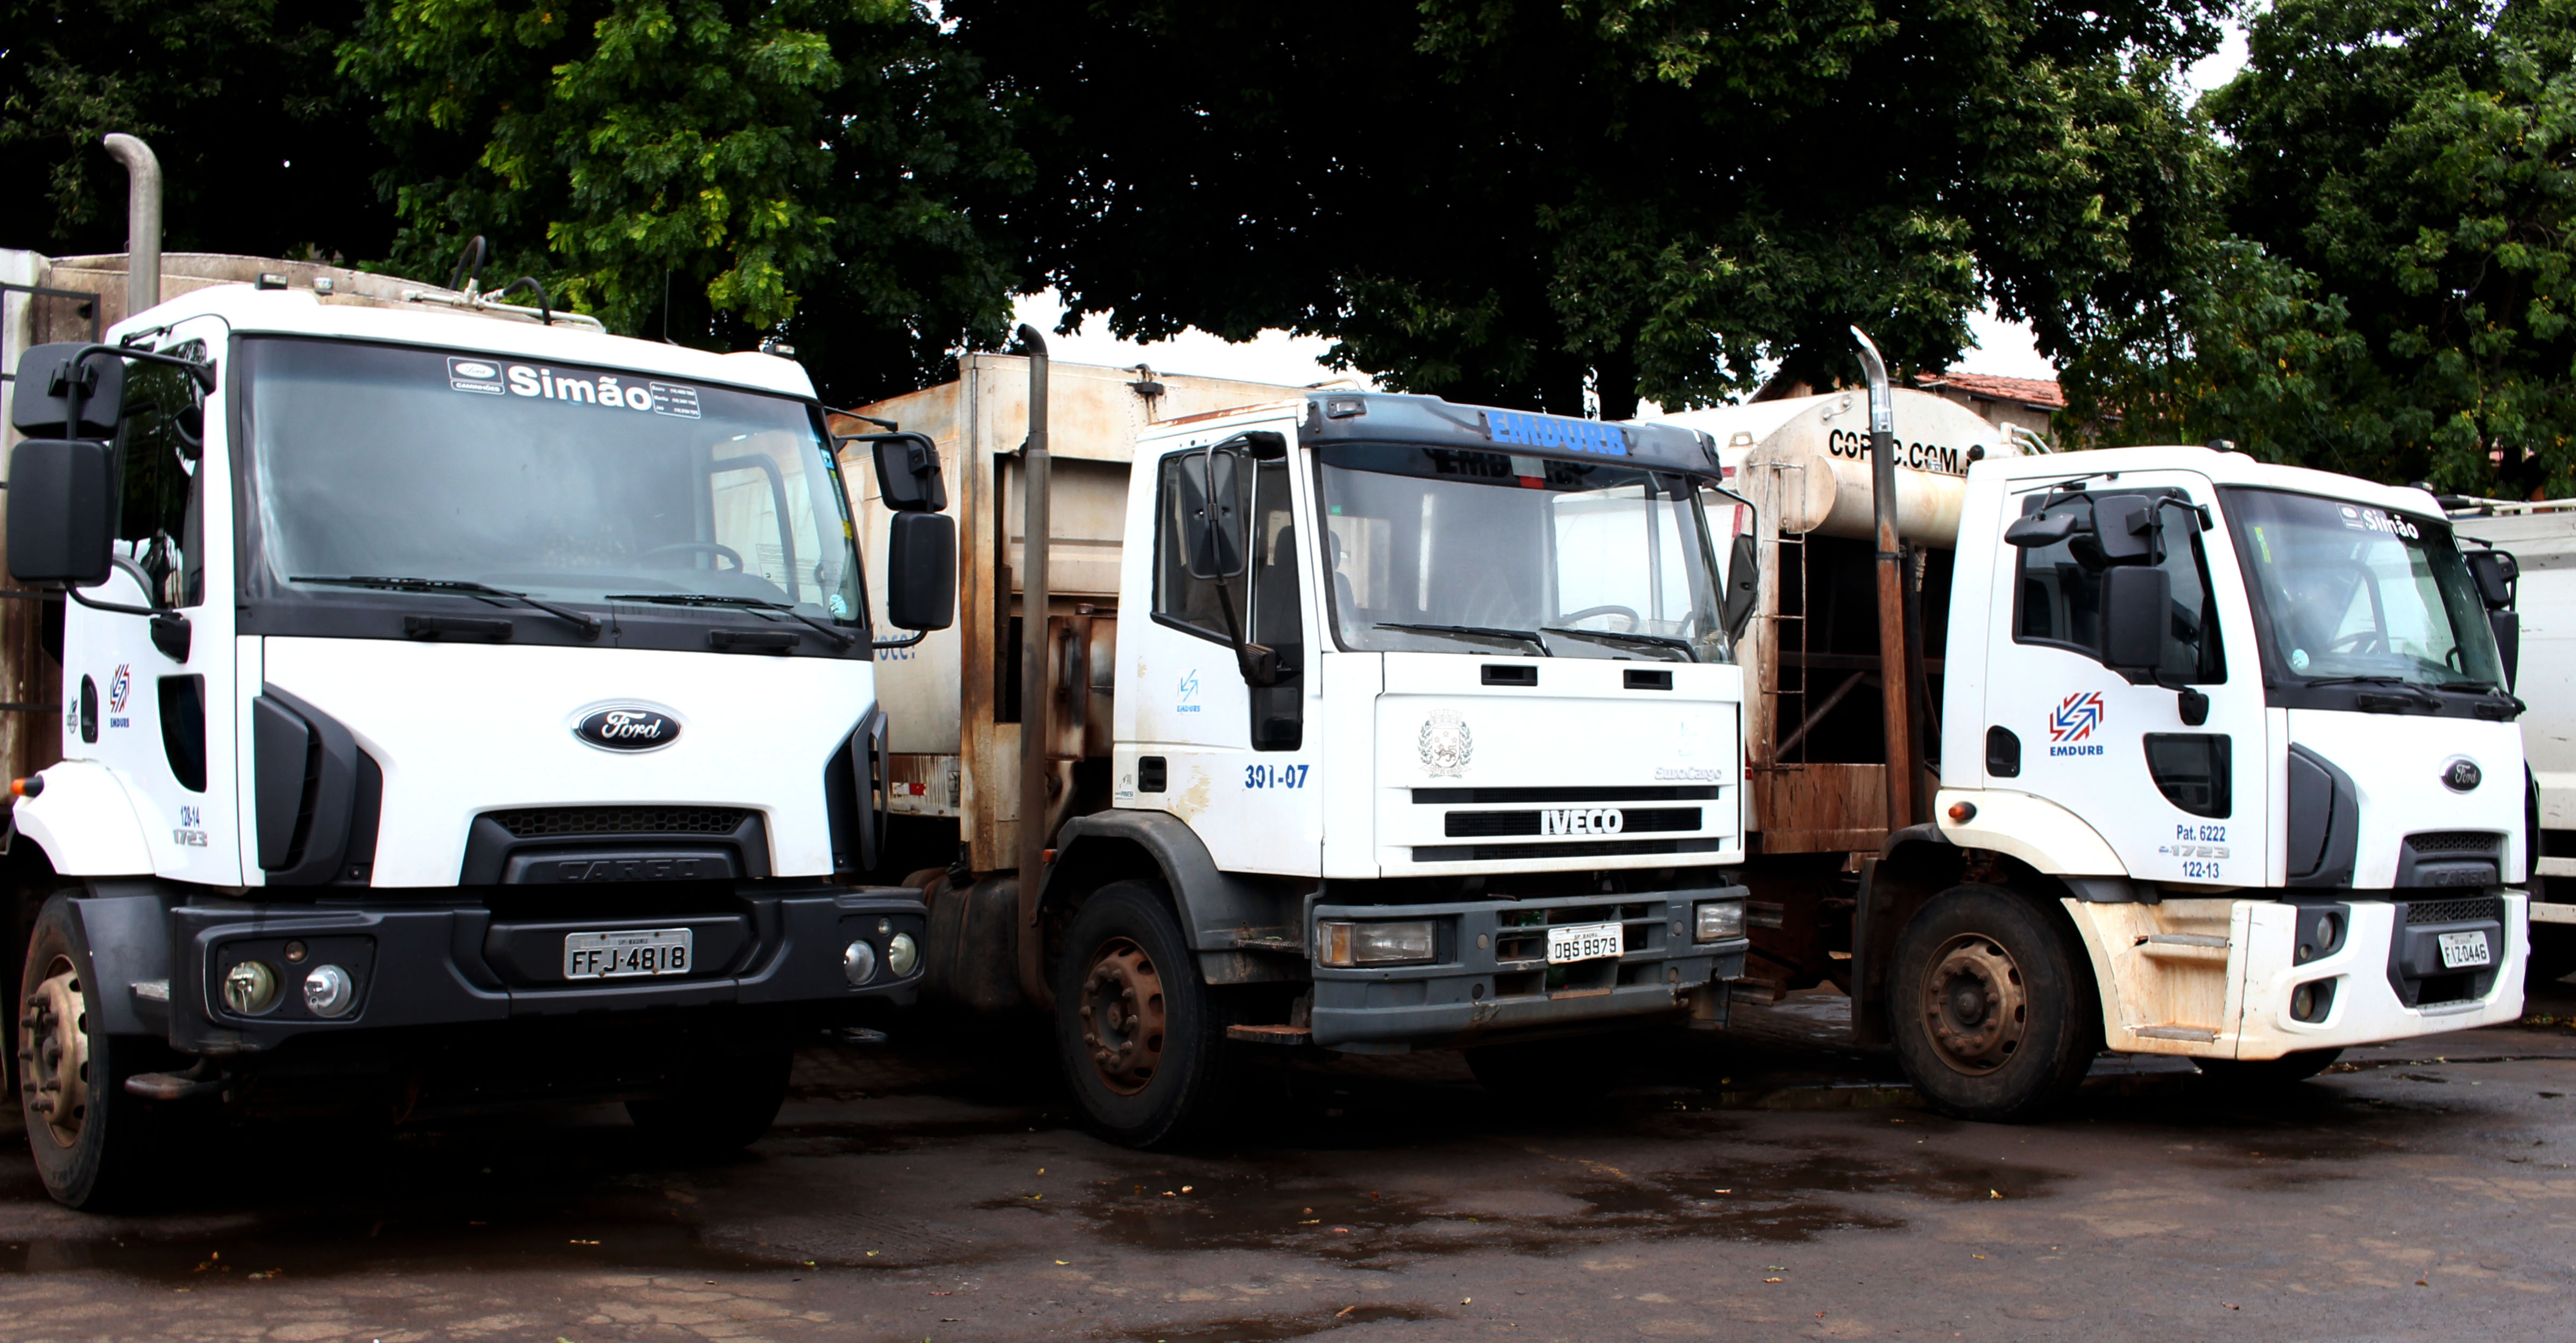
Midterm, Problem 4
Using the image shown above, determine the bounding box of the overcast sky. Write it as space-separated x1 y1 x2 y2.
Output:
1013 17 2259 392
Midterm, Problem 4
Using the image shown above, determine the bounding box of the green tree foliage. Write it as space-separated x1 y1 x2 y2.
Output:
951 0 2228 416
0 1 390 259
343 1 1029 402
2077 0 2576 497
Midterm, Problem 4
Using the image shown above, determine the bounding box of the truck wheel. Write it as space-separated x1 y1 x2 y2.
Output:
1055 880 1228 1148
625 1037 794 1153
1466 1035 1631 1112
18 893 165 1210
1889 883 2101 1122
2196 1049 2343 1088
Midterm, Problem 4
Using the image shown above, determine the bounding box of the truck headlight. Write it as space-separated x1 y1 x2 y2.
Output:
302 964 356 1018
843 939 879 986
2290 978 2336 1023
1317 920 1436 967
222 960 280 1015
1694 900 1746 942
887 932 919 978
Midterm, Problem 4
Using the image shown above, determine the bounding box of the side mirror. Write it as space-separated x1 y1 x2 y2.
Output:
1722 532 1759 638
1177 446 1247 580
861 432 948 513
2101 564 2171 672
2093 501 2162 564
2466 548 2518 610
2004 510 2079 548
6 439 117 587
884 511 956 632
10 344 124 439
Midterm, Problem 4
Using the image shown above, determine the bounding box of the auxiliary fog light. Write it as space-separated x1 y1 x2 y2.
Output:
1317 920 1435 968
1695 900 1747 943
2290 978 2337 1024
302 964 357 1018
843 939 879 987
221 960 280 1016
887 932 920 978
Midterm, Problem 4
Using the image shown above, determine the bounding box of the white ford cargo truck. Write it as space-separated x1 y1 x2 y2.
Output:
3 236 955 1208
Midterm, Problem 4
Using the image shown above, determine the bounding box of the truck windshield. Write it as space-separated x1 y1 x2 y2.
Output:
2221 486 2502 690
237 337 861 621
1316 443 1732 662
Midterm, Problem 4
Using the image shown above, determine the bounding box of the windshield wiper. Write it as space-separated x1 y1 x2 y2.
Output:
1375 622 1551 655
2439 680 2529 717
292 575 602 639
2300 674 2440 711
1542 626 1697 661
605 593 854 651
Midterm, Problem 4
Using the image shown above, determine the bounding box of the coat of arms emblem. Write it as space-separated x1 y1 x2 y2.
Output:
1419 710 1473 777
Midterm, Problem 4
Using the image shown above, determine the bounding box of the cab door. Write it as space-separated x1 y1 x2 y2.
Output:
63 316 242 884
1978 470 2266 888
1114 427 1323 875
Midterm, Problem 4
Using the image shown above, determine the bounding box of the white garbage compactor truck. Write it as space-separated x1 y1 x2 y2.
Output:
3 250 957 1208
843 340 1765 1146
1643 335 2533 1118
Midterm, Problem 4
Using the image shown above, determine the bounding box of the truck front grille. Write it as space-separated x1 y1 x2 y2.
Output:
1411 837 1727 862
1443 807 1702 838
2404 831 2501 854
486 806 751 838
2405 896 2503 925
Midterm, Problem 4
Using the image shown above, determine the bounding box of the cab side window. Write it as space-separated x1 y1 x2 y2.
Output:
2014 490 2223 683
116 340 208 607
1153 449 1244 642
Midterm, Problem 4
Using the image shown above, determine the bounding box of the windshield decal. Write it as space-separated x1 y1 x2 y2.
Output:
445 357 706 420
2337 504 2422 539
447 357 507 394
1482 410 1628 457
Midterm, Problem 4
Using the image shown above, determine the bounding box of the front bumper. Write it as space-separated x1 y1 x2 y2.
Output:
2068 892 2527 1061
1307 886 1749 1052
151 884 925 1054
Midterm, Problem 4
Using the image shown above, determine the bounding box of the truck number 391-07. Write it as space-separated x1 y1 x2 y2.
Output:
1244 764 1310 789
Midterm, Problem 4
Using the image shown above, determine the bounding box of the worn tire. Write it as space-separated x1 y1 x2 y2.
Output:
1466 1034 1632 1112
1054 880 1230 1148
1888 883 2102 1122
625 1036 794 1153
2196 1048 2344 1088
19 893 172 1210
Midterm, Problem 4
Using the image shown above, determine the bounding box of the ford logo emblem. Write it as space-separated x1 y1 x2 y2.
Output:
2441 757 2482 792
452 361 498 379
576 707 679 752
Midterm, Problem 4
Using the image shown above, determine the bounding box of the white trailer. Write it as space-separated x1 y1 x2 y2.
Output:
1636 336 2532 1116
3 144 955 1208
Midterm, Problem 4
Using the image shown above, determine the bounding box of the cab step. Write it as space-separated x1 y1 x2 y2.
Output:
1226 1024 1312 1046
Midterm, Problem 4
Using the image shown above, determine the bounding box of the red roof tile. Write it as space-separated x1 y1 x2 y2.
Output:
1916 370 2064 410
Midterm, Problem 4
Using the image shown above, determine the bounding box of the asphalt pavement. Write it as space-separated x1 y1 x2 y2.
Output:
2 979 2572 1342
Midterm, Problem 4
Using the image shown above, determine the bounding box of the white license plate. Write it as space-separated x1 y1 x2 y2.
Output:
564 928 695 979
2437 929 2492 970
1546 921 1626 965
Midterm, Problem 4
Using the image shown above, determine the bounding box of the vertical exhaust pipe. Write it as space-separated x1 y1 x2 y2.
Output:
1851 327 1918 831
1015 326 1053 1005
102 134 162 314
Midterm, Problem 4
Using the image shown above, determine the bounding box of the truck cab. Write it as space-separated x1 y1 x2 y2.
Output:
6 271 951 1207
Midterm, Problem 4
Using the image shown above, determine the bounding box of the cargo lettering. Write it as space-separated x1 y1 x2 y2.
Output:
1825 427 1979 477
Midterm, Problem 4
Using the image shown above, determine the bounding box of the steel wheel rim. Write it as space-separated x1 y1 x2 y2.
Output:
1077 937 1166 1096
20 956 91 1149
1920 933 2027 1076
